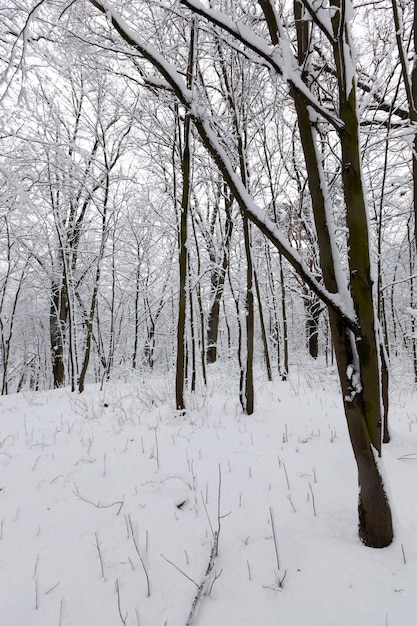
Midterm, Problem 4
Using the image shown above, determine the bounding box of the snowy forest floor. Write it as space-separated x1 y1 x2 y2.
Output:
1 360 417 626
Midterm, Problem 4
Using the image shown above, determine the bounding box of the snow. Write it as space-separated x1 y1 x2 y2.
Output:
1 363 417 625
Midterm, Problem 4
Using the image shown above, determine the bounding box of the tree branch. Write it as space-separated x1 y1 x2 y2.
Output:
87 0 359 335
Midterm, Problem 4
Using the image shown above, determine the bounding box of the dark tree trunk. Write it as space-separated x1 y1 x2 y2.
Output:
304 293 321 359
175 20 196 411
50 280 68 388
279 254 288 380
242 214 254 414
206 192 233 364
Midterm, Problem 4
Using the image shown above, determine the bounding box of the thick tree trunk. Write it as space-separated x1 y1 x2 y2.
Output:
330 311 393 547
288 0 393 546
331 0 392 545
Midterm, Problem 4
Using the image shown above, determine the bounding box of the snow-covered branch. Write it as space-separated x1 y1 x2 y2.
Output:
180 0 344 130
88 0 358 334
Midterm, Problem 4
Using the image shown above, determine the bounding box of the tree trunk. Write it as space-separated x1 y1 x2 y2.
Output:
191 211 207 385
176 21 196 411
242 214 254 414
175 114 189 410
206 195 233 364
289 0 393 546
254 267 273 381
88 0 394 547
50 280 67 388
279 254 288 380
304 292 321 359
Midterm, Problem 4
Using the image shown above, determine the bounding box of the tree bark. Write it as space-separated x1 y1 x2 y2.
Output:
206 193 233 364
254 267 273 381
175 20 196 411
50 280 67 388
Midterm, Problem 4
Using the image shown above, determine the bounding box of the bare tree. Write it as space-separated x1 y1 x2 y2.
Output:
85 0 393 546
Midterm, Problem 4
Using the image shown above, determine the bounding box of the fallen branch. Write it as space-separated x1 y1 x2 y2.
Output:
186 530 219 626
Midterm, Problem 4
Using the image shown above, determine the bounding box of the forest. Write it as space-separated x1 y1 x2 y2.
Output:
1 1 417 624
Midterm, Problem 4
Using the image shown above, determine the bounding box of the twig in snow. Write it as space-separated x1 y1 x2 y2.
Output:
94 531 106 580
44 581 60 595
73 483 124 515
115 579 128 625
263 569 287 592
282 462 290 490
160 553 199 588
247 559 252 581
59 599 64 626
397 453 417 461
34 577 39 610
309 483 317 516
124 515 130 539
216 465 222 557
401 544 407 564
128 515 151 597
207 569 222 595
50 475 65 484
276 570 287 588
200 492 215 539
269 507 280 571
33 553 40 577
74 458 96 465
153 426 159 470
287 495 296 513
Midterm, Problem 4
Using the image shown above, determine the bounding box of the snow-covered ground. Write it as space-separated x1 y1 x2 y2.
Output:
1 362 417 626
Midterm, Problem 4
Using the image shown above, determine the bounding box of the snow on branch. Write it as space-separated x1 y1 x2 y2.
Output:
88 0 358 334
88 0 193 109
180 0 344 130
299 0 334 42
